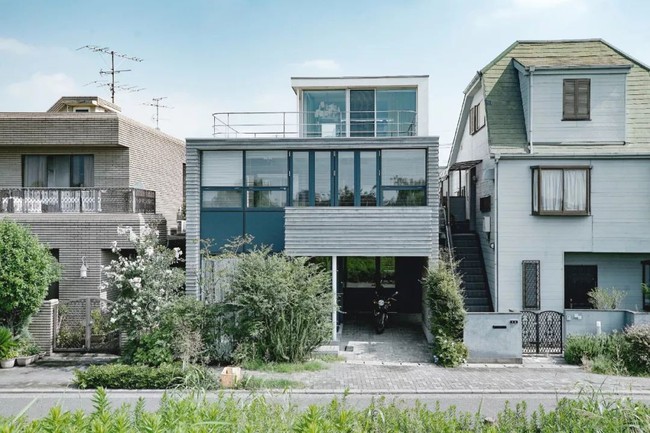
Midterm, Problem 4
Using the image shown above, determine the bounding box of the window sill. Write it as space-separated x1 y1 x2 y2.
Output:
561 118 591 122
532 212 590 216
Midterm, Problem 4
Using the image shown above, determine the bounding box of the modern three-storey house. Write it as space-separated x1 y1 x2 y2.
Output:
186 76 438 341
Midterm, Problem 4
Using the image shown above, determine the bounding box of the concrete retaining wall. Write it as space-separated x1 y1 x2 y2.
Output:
566 310 650 336
464 312 522 363
27 299 58 355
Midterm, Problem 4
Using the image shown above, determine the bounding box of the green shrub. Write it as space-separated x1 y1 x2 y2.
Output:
223 248 332 363
564 334 607 365
73 363 217 390
423 251 465 340
623 324 650 374
587 287 626 309
432 335 468 367
0 219 60 335
0 327 17 360
121 330 175 367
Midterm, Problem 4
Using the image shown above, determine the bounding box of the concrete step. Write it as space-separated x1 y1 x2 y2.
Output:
467 305 492 312
464 297 489 306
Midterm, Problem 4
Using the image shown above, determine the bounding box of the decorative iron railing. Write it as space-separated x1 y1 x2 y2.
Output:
0 188 156 214
212 110 418 138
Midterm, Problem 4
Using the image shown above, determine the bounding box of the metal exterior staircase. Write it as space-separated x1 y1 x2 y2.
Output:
452 232 493 312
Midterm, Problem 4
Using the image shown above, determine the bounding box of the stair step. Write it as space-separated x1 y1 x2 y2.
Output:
460 274 485 283
463 282 488 290
467 305 492 313
464 289 489 298
465 298 489 306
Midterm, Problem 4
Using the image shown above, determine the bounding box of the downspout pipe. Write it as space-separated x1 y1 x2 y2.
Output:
529 66 535 154
494 154 500 312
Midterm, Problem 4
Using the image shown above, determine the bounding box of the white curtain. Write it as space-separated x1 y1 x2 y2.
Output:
541 170 563 211
23 156 47 187
564 169 587 211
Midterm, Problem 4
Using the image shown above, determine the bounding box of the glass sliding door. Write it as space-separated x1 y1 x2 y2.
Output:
303 90 346 137
350 90 375 137
337 151 355 206
291 152 309 206
376 88 417 136
314 151 332 206
359 151 377 206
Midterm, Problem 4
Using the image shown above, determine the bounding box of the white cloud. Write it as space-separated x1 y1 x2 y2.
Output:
295 59 341 73
0 37 36 55
6 72 78 109
478 0 589 24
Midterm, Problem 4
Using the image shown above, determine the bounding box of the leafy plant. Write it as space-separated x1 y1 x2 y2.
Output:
0 219 60 335
121 330 174 367
0 327 17 360
587 286 626 309
622 324 650 374
564 334 607 365
432 335 468 367
221 247 332 363
73 363 217 390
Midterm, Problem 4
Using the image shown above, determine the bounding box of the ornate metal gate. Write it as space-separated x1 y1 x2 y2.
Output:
522 311 563 354
54 297 119 353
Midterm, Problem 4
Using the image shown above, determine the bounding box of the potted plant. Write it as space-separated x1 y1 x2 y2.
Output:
0 327 17 368
16 340 40 366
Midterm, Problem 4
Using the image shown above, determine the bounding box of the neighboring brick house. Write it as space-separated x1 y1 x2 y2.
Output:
0 96 185 302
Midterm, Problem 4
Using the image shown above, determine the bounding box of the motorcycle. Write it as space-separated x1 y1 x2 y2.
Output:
373 290 398 334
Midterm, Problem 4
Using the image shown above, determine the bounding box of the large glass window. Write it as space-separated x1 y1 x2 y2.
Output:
381 149 426 206
202 190 241 208
246 151 287 187
360 152 377 206
350 90 375 137
376 89 417 136
202 151 243 187
303 90 346 137
337 151 355 206
314 152 331 206
23 155 94 187
247 190 286 208
532 166 590 215
292 152 309 206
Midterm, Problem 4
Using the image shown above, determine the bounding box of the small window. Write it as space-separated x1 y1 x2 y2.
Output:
479 196 491 213
73 108 90 113
522 260 540 309
563 79 590 120
469 102 485 135
532 166 591 216
643 261 650 312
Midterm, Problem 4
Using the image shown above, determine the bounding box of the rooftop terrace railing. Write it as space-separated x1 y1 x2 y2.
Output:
212 110 417 138
0 188 156 214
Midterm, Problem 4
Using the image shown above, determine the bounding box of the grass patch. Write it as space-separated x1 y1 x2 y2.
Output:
238 375 304 390
241 358 333 373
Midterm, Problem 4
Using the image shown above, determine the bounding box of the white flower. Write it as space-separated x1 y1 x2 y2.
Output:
110 317 117 323
145 246 154 257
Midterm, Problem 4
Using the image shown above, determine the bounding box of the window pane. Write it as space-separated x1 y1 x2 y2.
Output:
350 90 375 137
202 151 243 187
292 152 309 206
314 151 331 206
71 155 94 187
540 169 562 211
23 156 47 187
522 261 540 309
376 89 417 136
337 151 355 206
382 149 426 186
563 169 587 211
382 189 425 206
202 190 241 208
247 190 286 208
532 169 539 213
360 152 377 206
246 151 287 187
47 156 71 187
303 90 346 137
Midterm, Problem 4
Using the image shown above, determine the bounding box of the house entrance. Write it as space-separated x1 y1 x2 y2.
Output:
54 297 119 353
565 265 598 309
522 310 564 354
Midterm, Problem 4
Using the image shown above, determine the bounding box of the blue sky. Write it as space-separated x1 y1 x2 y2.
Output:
2 0 650 161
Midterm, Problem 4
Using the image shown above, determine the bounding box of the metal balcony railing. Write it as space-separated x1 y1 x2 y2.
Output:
0 188 156 214
212 110 417 138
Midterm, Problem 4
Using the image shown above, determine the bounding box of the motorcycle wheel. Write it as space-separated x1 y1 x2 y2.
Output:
375 313 386 334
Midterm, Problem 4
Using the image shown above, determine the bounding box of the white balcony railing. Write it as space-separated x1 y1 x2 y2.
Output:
212 110 417 138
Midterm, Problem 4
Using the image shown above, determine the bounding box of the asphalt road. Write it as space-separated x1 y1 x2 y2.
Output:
2 390 650 420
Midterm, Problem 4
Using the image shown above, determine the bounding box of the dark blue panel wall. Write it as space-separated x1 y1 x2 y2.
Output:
200 211 244 253
245 211 285 252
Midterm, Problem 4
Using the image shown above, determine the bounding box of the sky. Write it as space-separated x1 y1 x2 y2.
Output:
2 0 650 163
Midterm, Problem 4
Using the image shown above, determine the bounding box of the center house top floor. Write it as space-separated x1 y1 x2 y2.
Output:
212 75 429 138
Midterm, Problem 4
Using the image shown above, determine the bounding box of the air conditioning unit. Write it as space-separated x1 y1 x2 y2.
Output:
177 220 186 234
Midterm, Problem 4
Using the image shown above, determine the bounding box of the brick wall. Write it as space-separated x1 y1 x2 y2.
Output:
28 299 58 355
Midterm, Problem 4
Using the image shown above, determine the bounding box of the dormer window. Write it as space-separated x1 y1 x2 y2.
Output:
562 79 590 121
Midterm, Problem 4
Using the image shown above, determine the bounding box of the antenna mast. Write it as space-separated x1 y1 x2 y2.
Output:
143 97 173 130
78 45 143 103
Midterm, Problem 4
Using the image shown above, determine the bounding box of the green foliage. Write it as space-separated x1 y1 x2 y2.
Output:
121 330 174 367
222 247 332 363
423 252 466 340
0 326 17 360
73 363 217 390
564 334 609 365
4 392 650 432
622 324 650 374
241 358 329 373
0 219 60 335
432 335 468 367
587 287 626 309
104 225 185 340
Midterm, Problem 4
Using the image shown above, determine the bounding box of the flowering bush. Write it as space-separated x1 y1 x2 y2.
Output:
103 225 185 339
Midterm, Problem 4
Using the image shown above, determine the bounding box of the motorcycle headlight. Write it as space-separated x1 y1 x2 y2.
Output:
377 300 385 307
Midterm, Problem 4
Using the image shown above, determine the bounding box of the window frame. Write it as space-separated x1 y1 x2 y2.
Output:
469 102 485 135
642 260 650 312
522 260 540 310
562 78 591 121
531 166 591 216
22 154 94 188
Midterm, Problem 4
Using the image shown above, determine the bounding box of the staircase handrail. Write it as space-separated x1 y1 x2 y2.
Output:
440 207 454 252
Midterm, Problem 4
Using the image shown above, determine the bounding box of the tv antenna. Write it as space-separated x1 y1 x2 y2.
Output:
142 97 173 130
78 45 143 103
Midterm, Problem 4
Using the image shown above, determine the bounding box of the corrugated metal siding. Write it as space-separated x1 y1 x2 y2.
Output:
285 207 434 256
185 147 201 297
4 213 166 302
